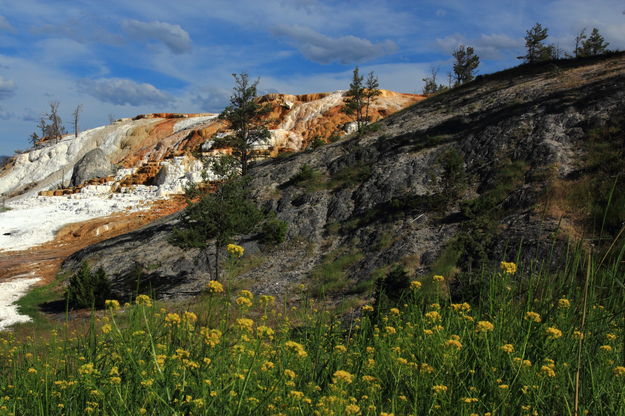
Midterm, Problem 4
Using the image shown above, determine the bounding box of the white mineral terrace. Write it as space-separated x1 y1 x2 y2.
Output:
0 276 41 331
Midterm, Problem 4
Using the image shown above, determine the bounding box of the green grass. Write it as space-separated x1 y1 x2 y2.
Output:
309 249 364 297
14 273 67 330
2 240 625 415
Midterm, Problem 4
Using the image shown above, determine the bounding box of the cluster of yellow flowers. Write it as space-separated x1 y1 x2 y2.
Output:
226 243 245 258
476 321 495 333
500 261 517 274
207 280 224 293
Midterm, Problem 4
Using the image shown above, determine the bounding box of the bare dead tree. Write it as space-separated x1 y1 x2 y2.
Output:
73 104 83 138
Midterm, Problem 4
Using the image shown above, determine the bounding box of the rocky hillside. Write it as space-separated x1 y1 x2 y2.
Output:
0 90 420 254
63 53 625 304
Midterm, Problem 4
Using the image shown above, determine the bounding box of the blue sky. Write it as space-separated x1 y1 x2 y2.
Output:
0 0 624 154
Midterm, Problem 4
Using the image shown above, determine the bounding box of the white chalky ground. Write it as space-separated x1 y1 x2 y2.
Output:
0 276 41 331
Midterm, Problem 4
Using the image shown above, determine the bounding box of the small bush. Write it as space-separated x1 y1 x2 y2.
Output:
261 218 288 245
66 263 112 309
308 136 326 150
286 164 325 191
375 264 410 303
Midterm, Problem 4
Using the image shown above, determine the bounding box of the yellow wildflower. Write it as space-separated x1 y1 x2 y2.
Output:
226 244 244 257
200 327 222 347
451 303 471 312
289 390 304 399
462 397 479 403
256 325 274 339
101 324 112 334
476 321 495 333
334 345 348 353
573 330 584 339
165 313 181 326
284 341 308 357
425 311 442 322
361 305 374 312
345 404 360 414
600 345 613 352
283 369 296 380
540 365 556 377
135 295 152 306
333 370 354 384
385 326 397 335
207 280 224 293
606 333 617 341
432 385 448 393
236 318 254 332
259 295 275 305
613 366 625 376
495 344 513 355
545 327 563 340
390 308 400 316
183 311 197 324
557 298 571 308
410 280 422 289
235 296 253 307
433 274 445 282
525 311 541 323
238 289 253 299
104 299 120 310
500 261 517 274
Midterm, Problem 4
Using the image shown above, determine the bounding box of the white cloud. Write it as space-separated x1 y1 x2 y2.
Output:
435 33 522 60
193 87 231 112
77 78 173 106
271 25 397 64
0 76 17 99
0 16 15 32
122 19 191 54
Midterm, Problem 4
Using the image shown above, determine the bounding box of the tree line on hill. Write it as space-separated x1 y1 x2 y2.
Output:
422 23 611 95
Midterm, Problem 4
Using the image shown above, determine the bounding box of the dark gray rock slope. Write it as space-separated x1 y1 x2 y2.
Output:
62 54 625 301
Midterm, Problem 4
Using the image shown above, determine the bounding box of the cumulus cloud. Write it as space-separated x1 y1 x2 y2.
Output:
0 76 17 99
0 16 15 32
123 20 192 54
77 78 172 106
193 87 231 113
435 33 522 59
271 25 397 64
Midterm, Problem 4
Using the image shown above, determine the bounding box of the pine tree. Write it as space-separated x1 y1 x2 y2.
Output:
363 71 381 129
342 67 365 133
342 67 381 133
579 28 609 57
171 177 263 281
219 74 271 176
452 45 480 85
520 23 552 63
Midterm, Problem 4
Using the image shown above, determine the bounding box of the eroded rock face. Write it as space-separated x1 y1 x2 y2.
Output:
70 149 115 187
62 55 625 302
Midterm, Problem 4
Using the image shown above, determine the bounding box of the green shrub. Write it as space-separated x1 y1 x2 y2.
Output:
261 218 288 245
286 164 325 191
375 264 410 303
328 163 372 189
66 263 112 309
308 136 326 150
